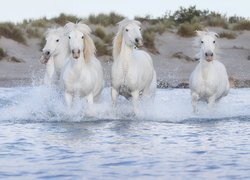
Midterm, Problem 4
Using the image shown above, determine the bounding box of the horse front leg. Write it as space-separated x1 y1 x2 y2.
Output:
111 87 118 107
131 90 140 116
86 93 95 116
65 91 73 107
191 92 199 113
44 57 55 85
208 95 216 110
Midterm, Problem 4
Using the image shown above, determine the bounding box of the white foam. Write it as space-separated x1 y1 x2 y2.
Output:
0 86 249 122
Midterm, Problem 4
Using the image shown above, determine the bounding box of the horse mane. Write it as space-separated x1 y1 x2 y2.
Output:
113 18 141 60
64 22 96 63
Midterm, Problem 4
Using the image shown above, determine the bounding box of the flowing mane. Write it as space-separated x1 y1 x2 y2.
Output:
64 22 96 63
112 19 141 59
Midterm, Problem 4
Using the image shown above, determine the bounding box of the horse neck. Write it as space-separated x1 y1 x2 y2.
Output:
120 38 133 57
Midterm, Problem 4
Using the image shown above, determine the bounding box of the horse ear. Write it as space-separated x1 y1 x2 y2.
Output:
83 34 96 63
210 32 219 38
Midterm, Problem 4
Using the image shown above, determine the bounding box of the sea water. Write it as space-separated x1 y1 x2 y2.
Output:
0 86 249 179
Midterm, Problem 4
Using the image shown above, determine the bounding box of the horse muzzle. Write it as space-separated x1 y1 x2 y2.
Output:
206 56 213 62
72 49 80 59
42 50 51 62
40 55 49 64
134 38 143 47
205 52 214 62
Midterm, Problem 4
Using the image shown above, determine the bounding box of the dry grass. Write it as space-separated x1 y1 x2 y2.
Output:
219 31 237 39
177 22 203 37
88 12 124 26
0 22 26 44
233 20 250 31
94 26 106 39
206 15 228 28
52 13 79 25
26 28 41 38
39 37 46 51
94 40 111 56
142 27 159 54
29 18 48 27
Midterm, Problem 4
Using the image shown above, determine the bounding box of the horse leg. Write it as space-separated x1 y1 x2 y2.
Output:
86 93 95 116
111 87 118 107
87 93 94 105
191 92 199 113
142 72 157 100
65 91 73 107
44 57 55 85
208 95 216 110
131 90 140 115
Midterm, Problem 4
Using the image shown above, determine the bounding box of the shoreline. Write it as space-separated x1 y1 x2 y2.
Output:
1 78 250 89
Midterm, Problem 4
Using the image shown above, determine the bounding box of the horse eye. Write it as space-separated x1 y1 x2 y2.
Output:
213 41 216 43
139 28 141 31
56 39 59 42
201 41 204 43
68 36 71 39
82 36 84 39
126 29 129 32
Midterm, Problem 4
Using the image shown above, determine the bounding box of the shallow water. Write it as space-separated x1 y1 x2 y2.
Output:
0 87 250 179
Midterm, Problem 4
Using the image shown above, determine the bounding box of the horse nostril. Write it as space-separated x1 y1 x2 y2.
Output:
78 49 80 54
211 53 214 56
72 50 74 54
46 51 50 56
135 38 139 43
205 53 208 56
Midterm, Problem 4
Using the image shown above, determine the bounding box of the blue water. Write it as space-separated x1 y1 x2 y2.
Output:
0 87 250 179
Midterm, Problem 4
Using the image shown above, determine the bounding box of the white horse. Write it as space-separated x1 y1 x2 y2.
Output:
111 19 156 113
41 27 70 85
61 22 104 109
189 30 230 113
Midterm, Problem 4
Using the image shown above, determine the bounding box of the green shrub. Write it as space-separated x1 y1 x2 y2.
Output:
88 12 124 26
219 31 237 39
171 6 205 24
229 16 245 23
94 26 106 39
52 13 78 25
0 22 26 44
206 13 228 28
233 20 250 30
0 48 6 60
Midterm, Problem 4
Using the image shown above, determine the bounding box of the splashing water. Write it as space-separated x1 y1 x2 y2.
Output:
0 86 249 122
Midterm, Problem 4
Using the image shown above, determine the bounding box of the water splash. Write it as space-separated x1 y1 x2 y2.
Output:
0 86 249 122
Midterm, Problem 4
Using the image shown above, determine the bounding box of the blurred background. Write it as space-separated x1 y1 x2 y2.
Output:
0 0 250 87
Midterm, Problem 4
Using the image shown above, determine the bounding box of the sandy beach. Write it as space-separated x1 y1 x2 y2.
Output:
0 26 250 88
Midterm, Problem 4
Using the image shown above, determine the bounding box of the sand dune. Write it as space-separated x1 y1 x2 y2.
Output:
0 27 250 87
